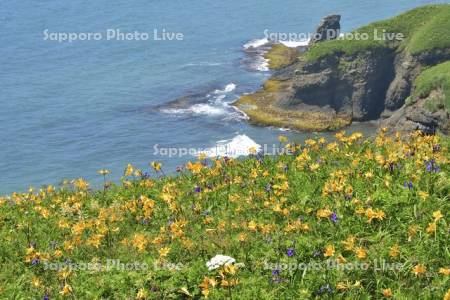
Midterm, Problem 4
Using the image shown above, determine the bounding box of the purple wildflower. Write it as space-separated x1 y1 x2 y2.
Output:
404 181 413 190
31 258 40 265
286 248 295 257
317 284 333 295
425 159 440 173
43 294 49 300
194 186 201 193
330 212 338 224
271 269 282 284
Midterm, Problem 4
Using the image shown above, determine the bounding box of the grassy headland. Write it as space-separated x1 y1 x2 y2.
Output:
234 4 450 132
306 4 450 61
1 131 449 299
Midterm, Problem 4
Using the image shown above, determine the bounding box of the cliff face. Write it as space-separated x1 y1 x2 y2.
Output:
381 89 449 135
284 47 397 121
381 61 450 134
234 4 450 133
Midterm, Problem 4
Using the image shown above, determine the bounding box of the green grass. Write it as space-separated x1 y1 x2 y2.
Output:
412 61 450 112
1 132 449 299
407 7 450 54
306 4 450 61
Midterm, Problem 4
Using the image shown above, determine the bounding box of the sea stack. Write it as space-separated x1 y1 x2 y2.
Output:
309 14 341 46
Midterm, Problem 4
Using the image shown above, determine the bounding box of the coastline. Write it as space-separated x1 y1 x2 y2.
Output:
233 4 450 134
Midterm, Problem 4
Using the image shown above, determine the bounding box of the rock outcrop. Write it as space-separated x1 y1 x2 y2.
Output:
381 92 449 134
233 4 450 133
309 15 341 46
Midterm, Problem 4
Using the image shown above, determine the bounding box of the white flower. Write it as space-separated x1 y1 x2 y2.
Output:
206 255 236 271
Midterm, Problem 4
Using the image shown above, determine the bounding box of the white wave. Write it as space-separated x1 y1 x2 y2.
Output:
183 62 223 67
161 104 226 116
161 83 240 118
279 39 310 48
160 108 186 114
200 134 261 158
190 104 226 115
214 83 236 94
253 56 269 72
228 105 250 120
243 38 269 49
212 94 227 103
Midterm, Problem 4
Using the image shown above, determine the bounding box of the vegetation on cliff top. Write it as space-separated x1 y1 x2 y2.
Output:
306 4 450 61
1 131 450 299
412 61 450 113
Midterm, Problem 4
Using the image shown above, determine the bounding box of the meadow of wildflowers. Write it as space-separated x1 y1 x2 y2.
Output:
0 130 449 299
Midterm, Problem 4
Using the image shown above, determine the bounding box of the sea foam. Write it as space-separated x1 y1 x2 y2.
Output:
243 38 270 49
279 39 310 48
161 83 238 117
200 134 261 158
214 83 236 94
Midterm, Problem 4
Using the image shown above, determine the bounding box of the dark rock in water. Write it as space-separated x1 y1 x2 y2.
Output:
309 15 341 46
158 93 206 110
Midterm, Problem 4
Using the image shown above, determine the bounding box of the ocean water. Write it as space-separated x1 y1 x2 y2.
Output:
0 0 445 194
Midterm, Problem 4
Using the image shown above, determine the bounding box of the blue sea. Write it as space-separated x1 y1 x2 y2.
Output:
0 0 445 194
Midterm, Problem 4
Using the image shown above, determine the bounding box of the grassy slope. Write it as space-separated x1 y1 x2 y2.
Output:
1 132 449 299
412 61 450 112
306 4 450 61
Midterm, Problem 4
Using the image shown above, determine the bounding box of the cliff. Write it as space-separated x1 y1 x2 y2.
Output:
234 4 450 133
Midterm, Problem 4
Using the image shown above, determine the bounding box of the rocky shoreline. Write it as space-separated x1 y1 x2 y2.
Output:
234 4 450 134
